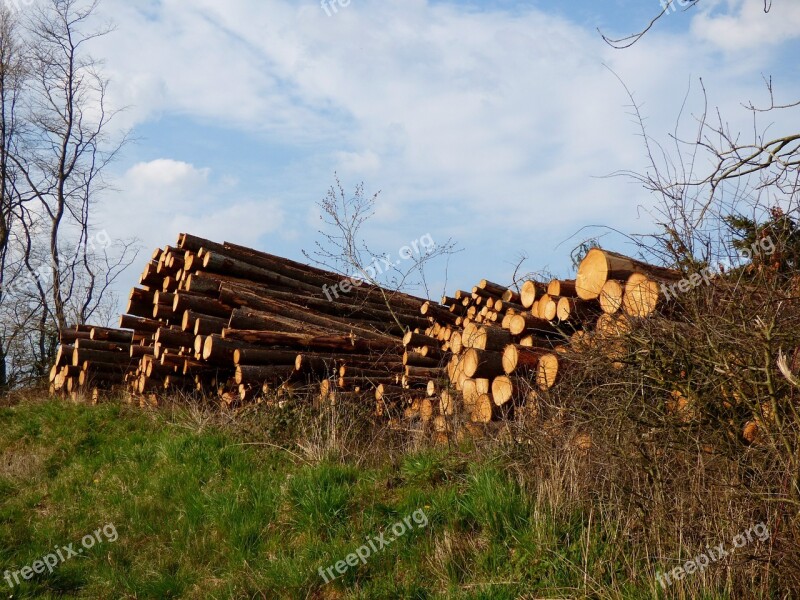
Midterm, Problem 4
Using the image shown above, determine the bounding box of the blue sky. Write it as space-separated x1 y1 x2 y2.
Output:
88 0 800 303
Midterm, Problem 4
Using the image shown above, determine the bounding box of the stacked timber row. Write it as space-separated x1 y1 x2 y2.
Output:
575 248 681 318
400 248 681 436
50 325 137 402
571 248 681 361
50 233 431 406
399 278 582 431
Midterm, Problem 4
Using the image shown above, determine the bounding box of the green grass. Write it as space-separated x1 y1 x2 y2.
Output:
0 397 714 599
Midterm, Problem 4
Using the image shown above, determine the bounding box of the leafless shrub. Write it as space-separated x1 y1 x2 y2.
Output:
304 173 459 329
523 24 800 589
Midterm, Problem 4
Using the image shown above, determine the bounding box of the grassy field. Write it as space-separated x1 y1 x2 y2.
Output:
0 396 732 599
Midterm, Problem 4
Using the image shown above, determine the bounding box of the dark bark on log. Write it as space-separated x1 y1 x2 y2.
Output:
403 332 440 347
130 345 154 359
193 317 228 336
235 365 296 385
155 327 197 349
228 308 327 336
218 285 397 342
59 330 90 344
75 339 130 353
403 352 440 368
222 329 400 354
120 315 162 333
56 345 75 366
90 327 134 344
233 347 306 366
172 293 233 319
462 349 505 379
72 348 133 367
404 366 442 379
181 310 227 333
203 251 322 295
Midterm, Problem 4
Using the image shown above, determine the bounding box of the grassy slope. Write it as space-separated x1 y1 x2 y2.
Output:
0 398 714 599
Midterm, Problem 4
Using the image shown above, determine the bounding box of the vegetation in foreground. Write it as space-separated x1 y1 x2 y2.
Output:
0 394 770 599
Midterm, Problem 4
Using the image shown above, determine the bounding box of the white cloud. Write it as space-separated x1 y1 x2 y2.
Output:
691 0 800 52
97 158 286 295
87 0 800 289
125 159 210 190
335 150 381 174
175 199 285 248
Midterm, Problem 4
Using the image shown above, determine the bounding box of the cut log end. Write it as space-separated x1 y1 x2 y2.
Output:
536 353 559 390
622 273 660 317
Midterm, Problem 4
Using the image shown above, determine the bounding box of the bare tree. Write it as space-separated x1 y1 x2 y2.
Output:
0 5 24 269
0 5 27 389
599 0 771 49
16 0 129 329
305 174 459 330
600 4 798 273
0 0 137 387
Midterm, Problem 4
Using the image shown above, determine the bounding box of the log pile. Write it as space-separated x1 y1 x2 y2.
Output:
50 233 431 406
400 279 575 429
50 325 136 402
395 249 681 437
50 241 685 439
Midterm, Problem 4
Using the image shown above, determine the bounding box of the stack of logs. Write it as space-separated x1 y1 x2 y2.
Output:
50 241 682 439
387 248 681 437
50 233 433 406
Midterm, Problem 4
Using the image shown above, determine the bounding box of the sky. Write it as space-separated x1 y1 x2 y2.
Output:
80 0 800 304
